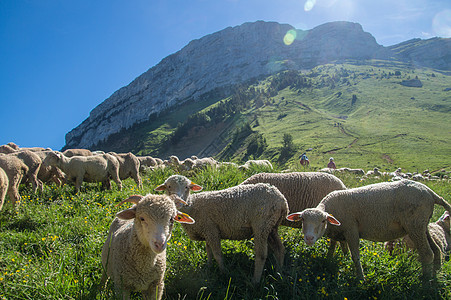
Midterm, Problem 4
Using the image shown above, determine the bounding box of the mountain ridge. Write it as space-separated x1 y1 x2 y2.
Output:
65 20 410 149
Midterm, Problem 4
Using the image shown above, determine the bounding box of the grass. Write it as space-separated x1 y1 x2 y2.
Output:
0 163 450 299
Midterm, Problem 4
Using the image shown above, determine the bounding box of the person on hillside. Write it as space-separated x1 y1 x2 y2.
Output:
299 153 309 166
327 157 337 169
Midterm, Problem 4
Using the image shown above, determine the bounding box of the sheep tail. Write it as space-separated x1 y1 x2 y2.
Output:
433 193 451 212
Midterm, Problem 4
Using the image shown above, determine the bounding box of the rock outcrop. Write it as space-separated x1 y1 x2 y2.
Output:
65 21 447 149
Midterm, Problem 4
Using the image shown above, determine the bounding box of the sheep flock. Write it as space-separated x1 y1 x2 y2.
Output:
1 141 450 298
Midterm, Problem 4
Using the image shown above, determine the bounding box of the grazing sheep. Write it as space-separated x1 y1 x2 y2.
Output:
101 194 195 299
365 167 382 177
241 172 348 256
404 211 451 260
155 175 288 284
6 142 20 150
63 148 93 157
109 152 142 189
43 152 122 193
0 167 9 211
0 144 16 154
137 156 159 171
0 155 28 208
336 167 365 176
238 159 273 171
9 150 43 193
34 151 67 186
287 180 451 280
182 157 218 171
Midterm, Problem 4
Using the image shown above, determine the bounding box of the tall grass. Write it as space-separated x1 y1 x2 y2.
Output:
0 165 450 299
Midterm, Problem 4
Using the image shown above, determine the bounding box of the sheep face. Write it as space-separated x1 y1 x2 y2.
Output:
438 211 451 251
287 208 341 246
155 175 202 201
117 196 195 254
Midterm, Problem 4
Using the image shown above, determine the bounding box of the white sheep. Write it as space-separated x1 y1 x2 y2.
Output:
0 144 16 154
62 148 93 157
8 150 43 193
182 157 218 171
336 167 365 176
0 155 28 208
43 152 122 193
109 152 142 189
155 175 288 284
238 159 273 171
241 172 348 256
34 150 67 186
287 180 451 280
0 167 9 211
101 194 195 299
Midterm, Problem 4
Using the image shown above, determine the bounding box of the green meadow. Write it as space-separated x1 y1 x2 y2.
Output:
1 163 450 299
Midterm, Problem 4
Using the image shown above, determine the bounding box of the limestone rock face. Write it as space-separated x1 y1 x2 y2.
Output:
65 21 443 149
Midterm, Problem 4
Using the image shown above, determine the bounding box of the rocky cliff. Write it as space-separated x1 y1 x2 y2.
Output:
65 20 446 149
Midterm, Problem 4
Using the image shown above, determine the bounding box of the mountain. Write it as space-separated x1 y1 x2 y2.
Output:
64 21 391 149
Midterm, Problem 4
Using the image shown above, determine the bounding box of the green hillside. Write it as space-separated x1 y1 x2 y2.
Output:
95 61 451 173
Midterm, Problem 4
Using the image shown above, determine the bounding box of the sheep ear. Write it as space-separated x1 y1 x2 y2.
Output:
326 214 341 226
154 184 167 191
175 211 195 224
117 207 136 220
189 182 203 191
286 212 303 222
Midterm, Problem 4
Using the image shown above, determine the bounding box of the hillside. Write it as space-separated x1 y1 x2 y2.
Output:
94 62 451 172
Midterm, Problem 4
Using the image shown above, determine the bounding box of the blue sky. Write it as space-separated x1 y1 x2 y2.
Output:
1 0 450 150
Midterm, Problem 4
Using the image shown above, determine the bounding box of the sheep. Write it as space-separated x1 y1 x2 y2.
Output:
385 211 451 260
8 150 43 193
137 156 158 171
365 167 382 177
155 175 288 284
43 152 122 193
0 144 16 154
6 142 20 150
101 194 195 299
238 159 273 171
108 152 142 189
241 172 348 256
286 180 451 280
182 157 218 171
34 150 67 186
0 167 9 211
0 155 28 208
62 148 93 157
336 167 365 176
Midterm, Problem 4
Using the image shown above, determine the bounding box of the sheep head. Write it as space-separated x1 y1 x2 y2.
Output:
116 194 195 253
155 175 203 201
287 208 341 246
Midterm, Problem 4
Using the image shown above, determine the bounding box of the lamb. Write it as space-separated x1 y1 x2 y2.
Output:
386 211 450 259
0 155 28 208
137 156 158 171
8 150 43 193
404 211 451 259
34 150 67 186
286 180 451 280
238 159 273 171
336 167 365 176
241 172 348 256
155 175 288 284
62 148 93 157
43 152 122 193
0 167 9 211
101 194 195 299
182 157 218 171
108 152 142 189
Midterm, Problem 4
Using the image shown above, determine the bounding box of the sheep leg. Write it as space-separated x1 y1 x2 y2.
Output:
339 241 349 256
204 232 224 271
205 243 214 266
132 173 142 189
407 228 434 279
267 228 285 269
8 174 22 206
345 230 365 281
326 239 337 259
74 176 83 193
252 231 269 284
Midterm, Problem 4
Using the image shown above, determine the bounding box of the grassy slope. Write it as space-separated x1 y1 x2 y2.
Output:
0 166 450 299
97 61 450 173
